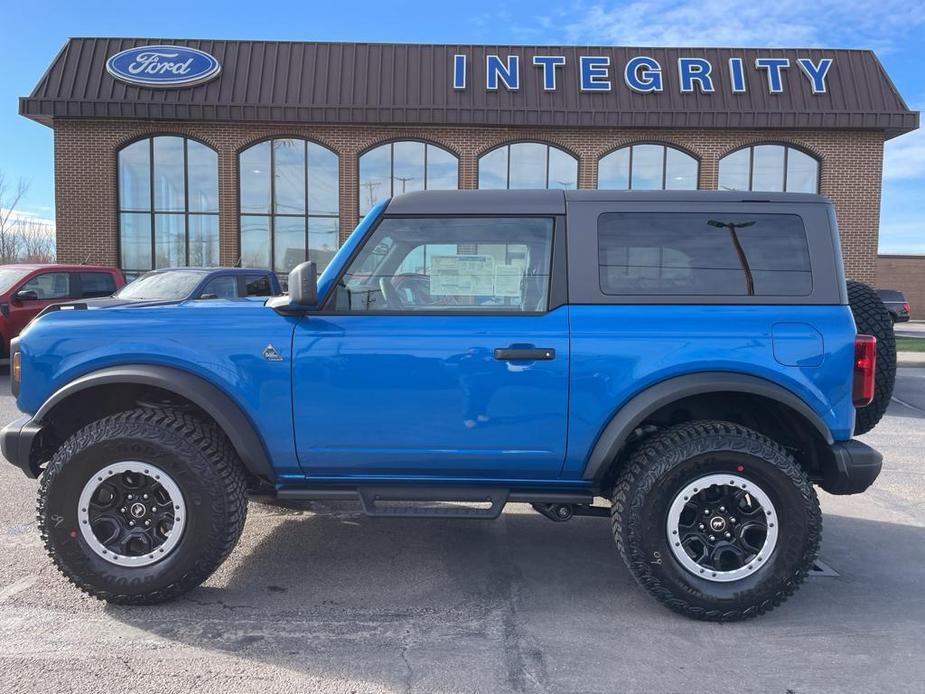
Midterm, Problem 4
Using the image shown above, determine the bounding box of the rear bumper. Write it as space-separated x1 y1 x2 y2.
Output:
0 414 43 478
820 439 882 495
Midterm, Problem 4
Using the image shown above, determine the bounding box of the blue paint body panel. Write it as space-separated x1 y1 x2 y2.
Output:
564 304 856 478
16 300 303 477
292 309 570 478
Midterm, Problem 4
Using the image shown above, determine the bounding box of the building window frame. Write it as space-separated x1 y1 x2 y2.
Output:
477 141 579 190
718 142 821 193
116 134 220 278
597 142 700 190
237 136 340 274
358 139 459 217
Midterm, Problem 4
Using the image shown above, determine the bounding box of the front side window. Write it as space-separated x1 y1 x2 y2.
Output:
718 145 819 193
19 272 72 300
359 141 458 216
239 138 340 274
118 136 219 276
598 144 698 190
200 275 238 299
598 212 812 296
478 143 578 190
336 217 554 312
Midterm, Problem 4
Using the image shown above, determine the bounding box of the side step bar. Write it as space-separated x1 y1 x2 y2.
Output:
275 487 595 519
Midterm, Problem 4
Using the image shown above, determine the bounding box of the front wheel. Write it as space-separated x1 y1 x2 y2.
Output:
611 420 820 621
38 407 248 604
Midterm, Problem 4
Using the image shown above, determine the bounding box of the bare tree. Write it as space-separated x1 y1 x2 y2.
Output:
0 172 28 264
17 218 56 263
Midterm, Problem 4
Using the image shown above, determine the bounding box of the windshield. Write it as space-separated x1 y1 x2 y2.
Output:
0 268 32 294
115 271 204 300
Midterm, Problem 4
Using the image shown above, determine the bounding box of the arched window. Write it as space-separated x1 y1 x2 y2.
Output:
239 138 339 274
478 143 578 190
118 135 218 278
718 144 819 193
359 141 458 216
597 143 698 190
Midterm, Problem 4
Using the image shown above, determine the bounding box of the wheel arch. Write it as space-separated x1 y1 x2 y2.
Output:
34 365 275 482
583 372 834 482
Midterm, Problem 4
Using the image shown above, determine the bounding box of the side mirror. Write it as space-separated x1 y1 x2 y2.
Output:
13 290 38 303
288 261 317 306
199 293 218 300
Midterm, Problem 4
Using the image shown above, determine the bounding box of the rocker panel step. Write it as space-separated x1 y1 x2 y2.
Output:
358 487 509 518
274 486 595 519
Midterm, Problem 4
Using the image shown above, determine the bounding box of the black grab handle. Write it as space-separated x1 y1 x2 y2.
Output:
494 348 556 361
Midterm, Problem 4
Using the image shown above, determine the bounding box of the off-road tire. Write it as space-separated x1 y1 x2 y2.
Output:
847 280 896 435
38 407 247 604
612 420 821 622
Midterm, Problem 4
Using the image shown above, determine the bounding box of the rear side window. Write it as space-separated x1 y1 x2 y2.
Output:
244 275 272 297
79 272 117 298
598 212 812 296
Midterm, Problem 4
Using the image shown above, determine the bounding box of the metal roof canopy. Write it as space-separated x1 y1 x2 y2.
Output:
20 38 918 138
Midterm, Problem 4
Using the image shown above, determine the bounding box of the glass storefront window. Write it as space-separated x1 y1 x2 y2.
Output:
597 144 698 190
358 141 459 216
718 144 820 193
478 143 578 190
239 138 340 273
117 136 219 276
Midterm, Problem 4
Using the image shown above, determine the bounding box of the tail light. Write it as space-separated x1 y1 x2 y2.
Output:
853 335 876 407
903 302 911 313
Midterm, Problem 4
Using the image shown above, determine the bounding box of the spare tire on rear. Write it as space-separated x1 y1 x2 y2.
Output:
847 280 896 435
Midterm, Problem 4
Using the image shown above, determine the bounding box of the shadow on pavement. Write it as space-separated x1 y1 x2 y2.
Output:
103 505 925 691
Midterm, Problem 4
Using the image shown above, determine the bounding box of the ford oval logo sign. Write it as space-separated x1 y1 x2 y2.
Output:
106 45 220 88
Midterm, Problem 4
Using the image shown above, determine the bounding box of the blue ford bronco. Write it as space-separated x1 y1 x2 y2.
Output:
1 190 895 621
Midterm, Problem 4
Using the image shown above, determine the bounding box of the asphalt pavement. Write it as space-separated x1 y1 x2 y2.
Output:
0 371 923 693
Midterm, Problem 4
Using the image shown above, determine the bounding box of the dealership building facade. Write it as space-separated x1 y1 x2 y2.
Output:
21 39 918 283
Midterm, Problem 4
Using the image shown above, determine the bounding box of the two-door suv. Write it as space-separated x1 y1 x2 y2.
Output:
1 191 893 621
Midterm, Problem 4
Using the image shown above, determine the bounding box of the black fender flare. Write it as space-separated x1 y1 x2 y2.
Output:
35 365 275 481
582 371 834 481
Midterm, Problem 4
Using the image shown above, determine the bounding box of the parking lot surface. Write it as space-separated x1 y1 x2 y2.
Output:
0 370 924 693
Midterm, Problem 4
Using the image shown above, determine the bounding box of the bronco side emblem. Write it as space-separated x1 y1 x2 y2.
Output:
263 344 283 361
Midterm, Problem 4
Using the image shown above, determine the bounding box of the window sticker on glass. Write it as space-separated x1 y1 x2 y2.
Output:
493 264 524 299
430 255 495 296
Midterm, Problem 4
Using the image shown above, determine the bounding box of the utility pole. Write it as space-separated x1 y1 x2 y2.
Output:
393 176 415 194
360 181 381 210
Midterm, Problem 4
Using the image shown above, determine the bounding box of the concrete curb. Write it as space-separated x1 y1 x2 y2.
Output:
897 352 925 368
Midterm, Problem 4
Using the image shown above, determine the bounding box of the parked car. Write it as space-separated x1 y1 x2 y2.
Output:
79 267 282 307
0 264 124 356
2 190 897 622
876 288 910 323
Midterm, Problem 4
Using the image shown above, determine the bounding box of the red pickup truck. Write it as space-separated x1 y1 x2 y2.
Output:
0 264 125 356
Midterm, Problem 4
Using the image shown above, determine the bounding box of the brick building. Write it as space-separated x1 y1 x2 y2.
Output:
21 39 918 283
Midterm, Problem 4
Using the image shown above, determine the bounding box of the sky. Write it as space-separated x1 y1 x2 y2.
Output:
1 0 922 252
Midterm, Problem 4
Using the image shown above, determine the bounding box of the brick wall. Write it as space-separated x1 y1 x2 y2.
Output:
878 255 925 318
52 119 885 283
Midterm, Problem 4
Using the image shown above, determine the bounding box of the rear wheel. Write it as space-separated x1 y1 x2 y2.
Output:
38 407 247 604
612 420 820 621
847 280 896 435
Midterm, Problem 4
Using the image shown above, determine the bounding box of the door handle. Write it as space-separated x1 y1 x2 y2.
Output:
494 347 556 361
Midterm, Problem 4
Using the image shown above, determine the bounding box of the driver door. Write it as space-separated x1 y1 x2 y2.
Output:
7 271 75 338
291 215 569 480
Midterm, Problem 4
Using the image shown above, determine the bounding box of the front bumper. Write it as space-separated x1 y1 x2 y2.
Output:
1 414 44 478
819 439 882 495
